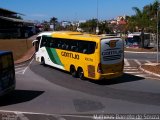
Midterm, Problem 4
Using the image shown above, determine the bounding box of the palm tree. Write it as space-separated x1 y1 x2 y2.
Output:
132 7 143 17
50 17 58 30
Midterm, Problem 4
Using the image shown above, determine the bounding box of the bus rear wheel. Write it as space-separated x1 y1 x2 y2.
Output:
70 66 77 78
78 68 85 80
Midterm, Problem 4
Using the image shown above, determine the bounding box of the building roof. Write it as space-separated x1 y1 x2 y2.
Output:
0 8 24 15
117 20 127 25
0 16 34 24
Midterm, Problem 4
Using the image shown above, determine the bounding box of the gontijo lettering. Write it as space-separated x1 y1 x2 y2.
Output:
61 51 79 60
102 49 123 56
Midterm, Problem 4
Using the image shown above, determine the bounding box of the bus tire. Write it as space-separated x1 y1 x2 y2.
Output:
70 65 77 78
41 57 46 66
78 67 85 80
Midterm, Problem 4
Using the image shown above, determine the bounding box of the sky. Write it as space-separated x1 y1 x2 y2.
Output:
0 0 157 22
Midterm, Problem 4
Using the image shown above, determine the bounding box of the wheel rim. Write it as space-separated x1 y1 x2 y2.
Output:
79 68 84 79
70 67 77 77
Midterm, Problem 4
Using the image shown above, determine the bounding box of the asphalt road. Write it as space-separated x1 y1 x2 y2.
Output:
0 52 160 120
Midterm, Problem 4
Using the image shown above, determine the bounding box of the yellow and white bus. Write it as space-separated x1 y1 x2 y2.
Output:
33 31 124 80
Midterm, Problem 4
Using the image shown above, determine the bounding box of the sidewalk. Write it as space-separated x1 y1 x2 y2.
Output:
140 63 160 78
124 47 157 53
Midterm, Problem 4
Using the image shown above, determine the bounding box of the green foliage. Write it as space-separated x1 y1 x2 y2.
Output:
127 0 159 33
79 19 97 33
79 19 111 34
50 17 58 30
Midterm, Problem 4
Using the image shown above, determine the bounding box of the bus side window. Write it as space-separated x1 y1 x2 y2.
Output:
78 41 96 54
70 40 78 52
77 41 89 54
88 42 96 54
49 38 56 48
57 40 62 49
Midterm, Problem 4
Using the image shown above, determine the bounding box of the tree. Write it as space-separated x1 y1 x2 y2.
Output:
128 0 159 33
42 21 50 31
79 19 111 34
50 17 58 30
126 0 160 48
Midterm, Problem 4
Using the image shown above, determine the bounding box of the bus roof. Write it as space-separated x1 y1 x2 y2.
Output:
128 32 150 37
0 50 12 55
37 31 120 42
37 31 53 37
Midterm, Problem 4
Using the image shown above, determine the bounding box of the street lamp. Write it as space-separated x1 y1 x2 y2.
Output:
157 2 159 64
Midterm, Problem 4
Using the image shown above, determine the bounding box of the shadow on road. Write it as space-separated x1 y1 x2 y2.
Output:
0 90 44 106
89 73 144 85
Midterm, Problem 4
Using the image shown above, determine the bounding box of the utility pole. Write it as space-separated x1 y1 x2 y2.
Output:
96 0 99 34
157 3 159 64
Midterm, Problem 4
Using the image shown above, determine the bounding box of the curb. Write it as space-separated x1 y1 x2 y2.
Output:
139 65 160 78
125 51 156 54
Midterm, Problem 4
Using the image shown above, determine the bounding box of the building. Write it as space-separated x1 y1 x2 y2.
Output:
61 21 71 28
0 8 34 38
110 15 127 25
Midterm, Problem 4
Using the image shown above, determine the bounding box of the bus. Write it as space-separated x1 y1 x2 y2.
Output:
0 51 15 96
127 32 150 47
33 31 124 80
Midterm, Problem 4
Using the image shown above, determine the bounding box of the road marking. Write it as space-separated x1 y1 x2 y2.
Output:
125 71 143 74
124 69 138 70
145 60 152 63
15 58 34 75
124 66 137 68
124 58 130 66
15 64 26 68
17 113 29 120
135 74 147 77
0 110 93 119
15 67 26 70
54 115 67 120
15 71 24 74
22 58 34 74
134 59 141 65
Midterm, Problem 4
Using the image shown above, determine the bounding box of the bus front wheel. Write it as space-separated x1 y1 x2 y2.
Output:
41 57 46 66
70 66 77 78
78 68 85 80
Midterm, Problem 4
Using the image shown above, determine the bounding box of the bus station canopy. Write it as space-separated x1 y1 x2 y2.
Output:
0 16 34 24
